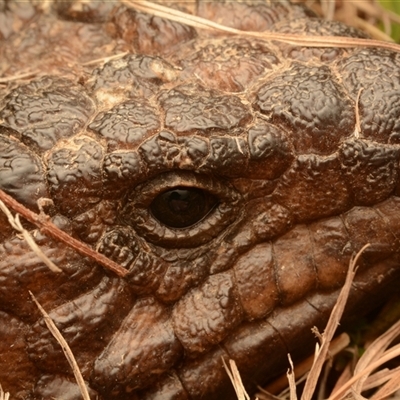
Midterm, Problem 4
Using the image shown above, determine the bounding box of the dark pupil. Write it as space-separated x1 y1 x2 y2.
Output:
150 187 217 228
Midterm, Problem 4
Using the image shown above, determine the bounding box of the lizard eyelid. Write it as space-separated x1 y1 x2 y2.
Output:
121 171 241 248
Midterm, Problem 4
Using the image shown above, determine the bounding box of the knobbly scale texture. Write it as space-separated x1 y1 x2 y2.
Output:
1 1 400 399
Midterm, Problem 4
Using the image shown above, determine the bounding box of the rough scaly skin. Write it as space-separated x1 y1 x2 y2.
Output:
1 1 400 399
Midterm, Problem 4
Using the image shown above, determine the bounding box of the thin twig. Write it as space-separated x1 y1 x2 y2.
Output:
0 70 39 84
0 200 62 273
262 333 350 396
328 343 400 400
287 355 297 400
0 190 128 277
0 385 10 400
370 367 400 400
82 51 129 66
352 319 400 393
124 0 400 53
301 244 371 400
222 358 251 400
30 292 91 400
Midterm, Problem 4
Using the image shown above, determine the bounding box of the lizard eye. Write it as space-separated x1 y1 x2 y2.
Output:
122 172 241 248
150 187 217 228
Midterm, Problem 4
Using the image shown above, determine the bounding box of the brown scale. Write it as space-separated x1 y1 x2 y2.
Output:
1 1 400 399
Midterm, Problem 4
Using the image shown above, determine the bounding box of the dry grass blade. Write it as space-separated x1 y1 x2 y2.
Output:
0 200 62 273
320 0 335 21
328 342 400 400
370 367 400 400
354 1 400 26
0 189 128 277
287 355 298 400
82 51 129 66
262 333 350 396
317 357 332 400
222 358 251 400
351 318 400 395
349 389 368 400
362 367 400 391
353 16 394 42
126 0 400 52
0 385 10 400
29 291 91 400
301 244 371 400
0 70 39 84
331 362 353 398
300 0 399 41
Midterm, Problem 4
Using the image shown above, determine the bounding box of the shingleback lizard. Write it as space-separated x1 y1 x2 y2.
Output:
1 1 400 399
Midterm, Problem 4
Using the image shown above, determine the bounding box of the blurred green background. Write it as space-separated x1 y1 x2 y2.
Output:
378 0 400 42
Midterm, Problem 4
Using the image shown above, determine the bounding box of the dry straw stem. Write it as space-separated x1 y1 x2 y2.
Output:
126 1 400 53
351 318 400 395
240 245 370 400
0 70 39 84
328 319 400 400
224 243 400 400
298 0 399 41
262 333 350 397
0 200 62 273
82 51 129 66
222 358 251 400
353 16 393 43
347 1 400 37
300 244 371 400
0 385 9 400
287 355 297 400
368 367 400 400
0 189 128 277
29 291 91 400
360 366 400 392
